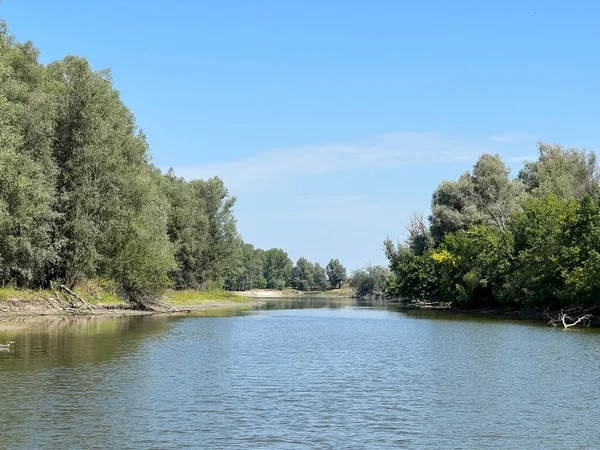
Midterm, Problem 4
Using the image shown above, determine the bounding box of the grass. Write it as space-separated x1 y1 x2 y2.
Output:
73 279 128 307
0 286 43 302
163 289 247 305
320 287 355 297
0 282 247 310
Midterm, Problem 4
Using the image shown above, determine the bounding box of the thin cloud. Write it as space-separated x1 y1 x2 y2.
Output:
171 132 533 193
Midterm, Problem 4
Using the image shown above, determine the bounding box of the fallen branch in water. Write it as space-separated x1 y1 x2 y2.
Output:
547 310 593 328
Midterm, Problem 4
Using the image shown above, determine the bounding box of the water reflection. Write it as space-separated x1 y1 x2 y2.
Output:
0 315 174 372
259 296 370 310
1 299 600 449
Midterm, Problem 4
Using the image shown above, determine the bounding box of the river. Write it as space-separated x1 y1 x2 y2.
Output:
1 298 599 449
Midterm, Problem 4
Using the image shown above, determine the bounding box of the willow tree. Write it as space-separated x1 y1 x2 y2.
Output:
0 23 57 287
47 56 174 295
519 143 599 200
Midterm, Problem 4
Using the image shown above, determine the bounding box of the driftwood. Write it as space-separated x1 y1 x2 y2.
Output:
24 285 76 313
548 310 593 328
18 283 186 315
50 281 75 310
60 285 95 314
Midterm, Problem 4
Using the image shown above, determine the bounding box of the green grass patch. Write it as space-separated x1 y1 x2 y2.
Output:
73 279 128 307
163 289 246 305
0 286 44 302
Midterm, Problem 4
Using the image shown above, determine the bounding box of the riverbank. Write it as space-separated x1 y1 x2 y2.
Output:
0 288 265 332
389 299 600 327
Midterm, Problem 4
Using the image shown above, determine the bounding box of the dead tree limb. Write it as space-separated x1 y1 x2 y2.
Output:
59 285 95 314
50 281 72 309
547 310 593 328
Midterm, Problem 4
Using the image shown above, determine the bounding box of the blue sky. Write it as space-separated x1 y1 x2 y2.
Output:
3 0 600 270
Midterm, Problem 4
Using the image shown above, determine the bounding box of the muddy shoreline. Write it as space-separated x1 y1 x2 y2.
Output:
0 298 265 332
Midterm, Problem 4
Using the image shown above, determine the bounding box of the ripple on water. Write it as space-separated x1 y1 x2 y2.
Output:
1 303 600 449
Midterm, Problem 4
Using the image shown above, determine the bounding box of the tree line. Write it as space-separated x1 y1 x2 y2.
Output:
384 143 600 309
226 249 347 292
0 19 347 301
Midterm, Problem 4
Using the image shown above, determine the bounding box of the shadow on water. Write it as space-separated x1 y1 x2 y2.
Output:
0 314 178 372
258 296 368 310
386 303 600 332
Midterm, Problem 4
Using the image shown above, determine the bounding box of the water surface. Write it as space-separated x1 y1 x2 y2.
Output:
1 298 599 449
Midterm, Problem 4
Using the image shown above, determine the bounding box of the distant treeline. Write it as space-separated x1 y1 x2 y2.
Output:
384 143 600 309
0 19 347 300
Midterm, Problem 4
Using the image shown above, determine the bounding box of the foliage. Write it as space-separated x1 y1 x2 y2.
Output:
262 248 293 289
433 226 513 306
350 265 390 299
504 195 575 307
0 15 353 305
519 143 598 200
326 258 347 289
387 147 600 310
385 239 436 300
429 172 483 244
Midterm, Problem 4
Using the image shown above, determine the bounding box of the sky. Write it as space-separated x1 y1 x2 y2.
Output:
2 0 600 270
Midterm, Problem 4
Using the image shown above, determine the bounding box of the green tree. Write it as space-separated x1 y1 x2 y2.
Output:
158 168 208 288
559 189 600 305
313 263 329 290
385 240 438 301
350 265 389 299
429 172 483 244
470 154 524 233
47 56 174 295
519 143 598 200
0 26 57 287
191 177 240 288
432 226 513 306
505 195 575 307
292 257 315 291
326 258 347 289
262 248 293 289
225 243 266 290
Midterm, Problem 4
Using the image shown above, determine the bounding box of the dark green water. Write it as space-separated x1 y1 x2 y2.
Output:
1 298 599 449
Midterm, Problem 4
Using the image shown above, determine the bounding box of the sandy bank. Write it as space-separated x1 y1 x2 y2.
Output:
0 298 265 332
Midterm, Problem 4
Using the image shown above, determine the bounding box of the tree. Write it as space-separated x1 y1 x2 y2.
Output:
470 153 524 233
159 168 209 289
505 195 575 307
385 240 438 301
47 56 175 296
291 257 315 291
225 243 265 291
262 248 293 289
404 213 433 256
519 143 598 200
559 189 600 305
350 265 389 299
312 263 329 290
326 258 347 289
0 27 57 287
429 172 483 244
431 226 513 307
192 177 240 288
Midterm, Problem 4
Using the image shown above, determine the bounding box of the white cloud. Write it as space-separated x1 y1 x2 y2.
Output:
170 131 536 193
